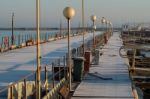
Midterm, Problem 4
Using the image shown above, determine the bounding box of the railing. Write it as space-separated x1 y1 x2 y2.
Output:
0 31 80 52
0 70 36 98
0 56 67 99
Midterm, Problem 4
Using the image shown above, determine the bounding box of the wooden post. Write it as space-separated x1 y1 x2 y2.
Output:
131 49 136 73
24 79 27 99
10 86 13 99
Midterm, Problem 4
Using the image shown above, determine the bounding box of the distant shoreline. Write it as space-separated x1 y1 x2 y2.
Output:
0 27 122 31
0 28 59 31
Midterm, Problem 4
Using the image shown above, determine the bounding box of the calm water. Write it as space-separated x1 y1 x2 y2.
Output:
0 30 59 40
0 30 59 36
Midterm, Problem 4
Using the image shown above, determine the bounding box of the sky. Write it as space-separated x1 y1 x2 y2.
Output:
0 0 150 28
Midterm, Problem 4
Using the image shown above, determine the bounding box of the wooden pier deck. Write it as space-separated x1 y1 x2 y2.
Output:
72 33 134 99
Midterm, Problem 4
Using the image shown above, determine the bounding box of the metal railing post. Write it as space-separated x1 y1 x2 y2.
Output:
58 59 61 80
44 65 48 94
52 63 55 88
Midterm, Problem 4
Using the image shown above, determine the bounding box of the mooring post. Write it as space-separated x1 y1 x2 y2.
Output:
132 48 136 73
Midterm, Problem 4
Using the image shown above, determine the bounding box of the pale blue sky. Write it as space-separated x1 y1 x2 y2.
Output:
0 0 150 28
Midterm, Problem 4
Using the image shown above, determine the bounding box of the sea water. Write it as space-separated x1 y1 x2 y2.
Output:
0 30 65 47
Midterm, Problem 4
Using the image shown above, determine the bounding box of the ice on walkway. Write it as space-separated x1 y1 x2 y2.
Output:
72 32 134 99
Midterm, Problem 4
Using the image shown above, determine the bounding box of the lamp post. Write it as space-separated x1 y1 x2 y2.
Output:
11 13 14 45
82 0 85 55
60 19 62 38
63 7 75 91
91 15 96 49
109 22 113 35
107 20 113 36
106 20 109 33
101 17 109 44
101 17 106 32
36 0 41 99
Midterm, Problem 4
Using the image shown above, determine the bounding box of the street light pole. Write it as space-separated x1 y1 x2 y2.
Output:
67 18 71 90
36 0 41 99
60 19 62 37
12 13 14 45
101 17 106 32
106 20 109 33
109 22 113 35
63 7 75 91
91 15 96 49
82 0 85 55
93 21 95 47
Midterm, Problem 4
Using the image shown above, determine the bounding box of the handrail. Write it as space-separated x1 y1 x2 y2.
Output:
0 71 35 93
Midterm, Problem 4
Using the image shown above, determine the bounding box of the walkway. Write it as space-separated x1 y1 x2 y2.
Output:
72 33 134 99
0 32 101 86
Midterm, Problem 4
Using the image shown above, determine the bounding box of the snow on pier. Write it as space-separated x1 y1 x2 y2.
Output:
72 33 134 99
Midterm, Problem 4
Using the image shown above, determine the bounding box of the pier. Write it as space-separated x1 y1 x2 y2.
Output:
72 33 134 99
0 0 150 99
0 31 136 99
0 30 138 99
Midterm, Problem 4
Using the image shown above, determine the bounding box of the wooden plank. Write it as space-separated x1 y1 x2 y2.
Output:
59 85 69 99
